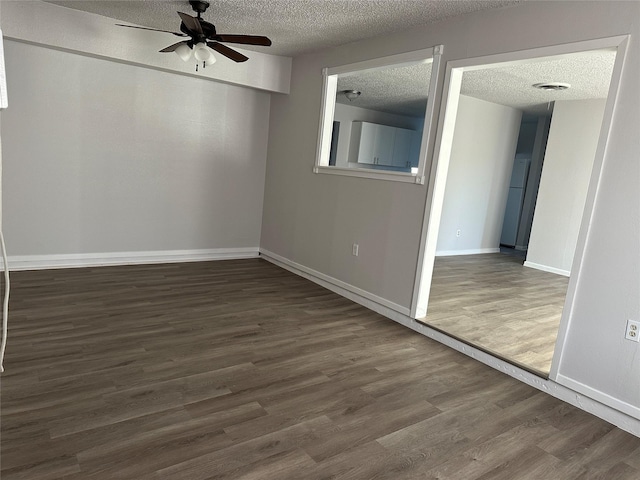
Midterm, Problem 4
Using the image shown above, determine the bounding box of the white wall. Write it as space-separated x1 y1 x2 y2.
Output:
436 95 521 255
333 103 423 167
2 40 270 261
261 0 639 423
525 99 607 275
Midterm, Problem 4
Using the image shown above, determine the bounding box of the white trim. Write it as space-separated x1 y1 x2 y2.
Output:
261 250 640 435
259 249 410 316
314 46 442 185
326 47 436 76
556 373 640 421
0 248 259 271
0 29 8 109
313 165 423 184
523 261 570 277
315 68 337 169
411 35 630 381
435 248 500 257
445 35 629 71
404 321 640 434
415 47 442 183
549 35 630 380
410 66 463 318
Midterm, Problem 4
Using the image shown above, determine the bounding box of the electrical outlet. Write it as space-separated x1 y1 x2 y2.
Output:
625 319 640 342
456 229 461 237
352 243 359 256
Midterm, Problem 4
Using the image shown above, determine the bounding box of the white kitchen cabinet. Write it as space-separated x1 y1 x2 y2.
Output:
350 121 417 168
392 128 414 168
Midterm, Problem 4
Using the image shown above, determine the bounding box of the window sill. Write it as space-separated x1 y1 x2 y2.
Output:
313 165 425 184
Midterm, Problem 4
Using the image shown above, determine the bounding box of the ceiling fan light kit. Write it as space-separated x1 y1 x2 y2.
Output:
171 42 217 71
194 42 214 62
116 0 271 71
174 42 194 62
342 90 362 101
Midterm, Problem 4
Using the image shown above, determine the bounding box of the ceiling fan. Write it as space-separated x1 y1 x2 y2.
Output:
116 0 272 68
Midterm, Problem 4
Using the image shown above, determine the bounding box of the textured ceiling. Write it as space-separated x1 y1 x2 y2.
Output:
461 49 616 115
42 1 615 117
332 49 615 117
45 0 520 57
336 62 431 117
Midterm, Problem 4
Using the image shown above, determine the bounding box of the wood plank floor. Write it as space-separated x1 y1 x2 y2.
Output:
1 259 638 479
424 253 569 374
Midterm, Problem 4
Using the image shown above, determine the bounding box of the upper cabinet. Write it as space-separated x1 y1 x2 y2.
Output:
392 126 419 168
350 121 418 168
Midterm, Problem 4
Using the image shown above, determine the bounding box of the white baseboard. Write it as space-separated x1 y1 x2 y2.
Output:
261 249 640 436
435 247 500 257
259 249 410 316
1 247 260 271
401 319 640 435
4 247 638 435
524 260 570 277
555 374 640 422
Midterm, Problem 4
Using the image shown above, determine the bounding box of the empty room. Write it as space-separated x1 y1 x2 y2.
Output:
1 1 639 479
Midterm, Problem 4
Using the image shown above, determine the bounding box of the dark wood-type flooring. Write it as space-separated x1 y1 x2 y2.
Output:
424 253 569 374
1 259 638 479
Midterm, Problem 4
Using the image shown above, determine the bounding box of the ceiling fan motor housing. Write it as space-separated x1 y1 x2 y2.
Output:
189 1 210 15
179 19 217 41
182 0 214 43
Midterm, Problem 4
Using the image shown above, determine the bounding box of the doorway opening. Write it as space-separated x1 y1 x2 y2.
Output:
411 37 628 376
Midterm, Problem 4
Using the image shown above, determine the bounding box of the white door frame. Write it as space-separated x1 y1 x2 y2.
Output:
409 35 630 381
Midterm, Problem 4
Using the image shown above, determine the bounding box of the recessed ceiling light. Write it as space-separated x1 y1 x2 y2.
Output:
533 82 571 91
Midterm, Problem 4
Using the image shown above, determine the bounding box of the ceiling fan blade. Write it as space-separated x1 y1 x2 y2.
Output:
207 42 249 63
115 24 186 37
159 41 190 53
214 35 272 46
177 12 203 34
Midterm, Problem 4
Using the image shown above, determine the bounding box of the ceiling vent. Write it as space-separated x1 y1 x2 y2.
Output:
533 82 571 91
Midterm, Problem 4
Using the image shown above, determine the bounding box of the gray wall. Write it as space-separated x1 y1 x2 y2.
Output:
2 40 270 256
262 48 426 308
436 95 521 255
261 1 639 415
516 120 537 155
526 98 607 275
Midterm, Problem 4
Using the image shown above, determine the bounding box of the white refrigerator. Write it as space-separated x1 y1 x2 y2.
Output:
500 155 531 247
